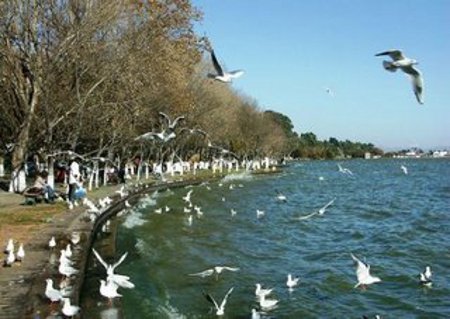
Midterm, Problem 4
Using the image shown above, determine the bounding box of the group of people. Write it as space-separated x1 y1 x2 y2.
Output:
28 156 85 207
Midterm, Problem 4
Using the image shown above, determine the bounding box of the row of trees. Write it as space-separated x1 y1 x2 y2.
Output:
0 0 381 192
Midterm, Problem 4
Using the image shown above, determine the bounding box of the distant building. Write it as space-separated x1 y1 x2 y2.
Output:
364 152 371 159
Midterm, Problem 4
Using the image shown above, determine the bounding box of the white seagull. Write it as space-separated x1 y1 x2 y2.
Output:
351 253 381 288
49 236 56 249
419 266 432 287
324 87 335 97
251 308 262 319
276 191 287 202
317 197 336 215
45 278 63 303
16 243 25 262
62 298 80 318
208 49 244 83
71 232 81 245
183 189 193 204
375 49 424 104
5 238 14 254
203 287 234 316
4 250 15 267
159 112 185 129
286 273 300 289
93 249 134 289
100 279 122 302
401 165 408 175
258 294 279 311
256 210 265 218
255 283 273 299
338 163 353 175
189 266 240 280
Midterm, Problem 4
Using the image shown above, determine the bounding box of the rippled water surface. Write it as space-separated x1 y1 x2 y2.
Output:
88 159 450 318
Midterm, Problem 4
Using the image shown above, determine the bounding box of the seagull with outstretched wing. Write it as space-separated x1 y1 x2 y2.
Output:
93 248 135 289
375 49 424 104
203 287 234 316
351 253 381 288
208 50 244 83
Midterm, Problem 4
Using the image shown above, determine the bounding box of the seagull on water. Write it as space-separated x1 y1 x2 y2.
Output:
255 283 273 299
62 298 80 318
203 287 234 316
256 210 265 218
419 266 432 287
375 49 424 104
286 274 300 289
351 253 381 288
230 209 237 217
276 191 287 202
252 308 262 319
189 266 240 280
259 294 279 311
208 49 244 83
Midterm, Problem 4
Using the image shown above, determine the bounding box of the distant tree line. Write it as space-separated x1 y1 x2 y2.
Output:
265 111 384 159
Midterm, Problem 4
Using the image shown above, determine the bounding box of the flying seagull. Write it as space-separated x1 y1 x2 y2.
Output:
401 165 408 175
351 253 381 288
317 197 336 215
208 49 244 83
189 266 240 280
203 287 234 316
93 249 134 289
159 112 185 129
375 49 424 104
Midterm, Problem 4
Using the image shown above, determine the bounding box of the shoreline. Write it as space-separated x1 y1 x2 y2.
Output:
0 169 281 318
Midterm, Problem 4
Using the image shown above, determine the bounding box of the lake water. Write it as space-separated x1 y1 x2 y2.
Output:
83 159 450 318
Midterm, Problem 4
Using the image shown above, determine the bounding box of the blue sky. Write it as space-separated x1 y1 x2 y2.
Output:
192 0 450 150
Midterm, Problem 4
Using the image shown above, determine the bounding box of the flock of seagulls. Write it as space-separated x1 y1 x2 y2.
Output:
3 238 24 267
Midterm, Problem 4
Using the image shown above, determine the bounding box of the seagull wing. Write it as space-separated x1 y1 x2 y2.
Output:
112 252 128 271
223 266 240 272
320 197 336 212
172 116 185 127
296 211 318 220
159 112 171 125
210 50 224 76
135 132 156 141
351 253 370 283
402 65 424 104
203 291 219 310
92 248 108 270
375 49 405 61
228 70 244 78
220 287 234 310
189 268 214 277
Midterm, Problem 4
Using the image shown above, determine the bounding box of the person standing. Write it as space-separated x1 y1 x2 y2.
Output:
67 157 80 209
